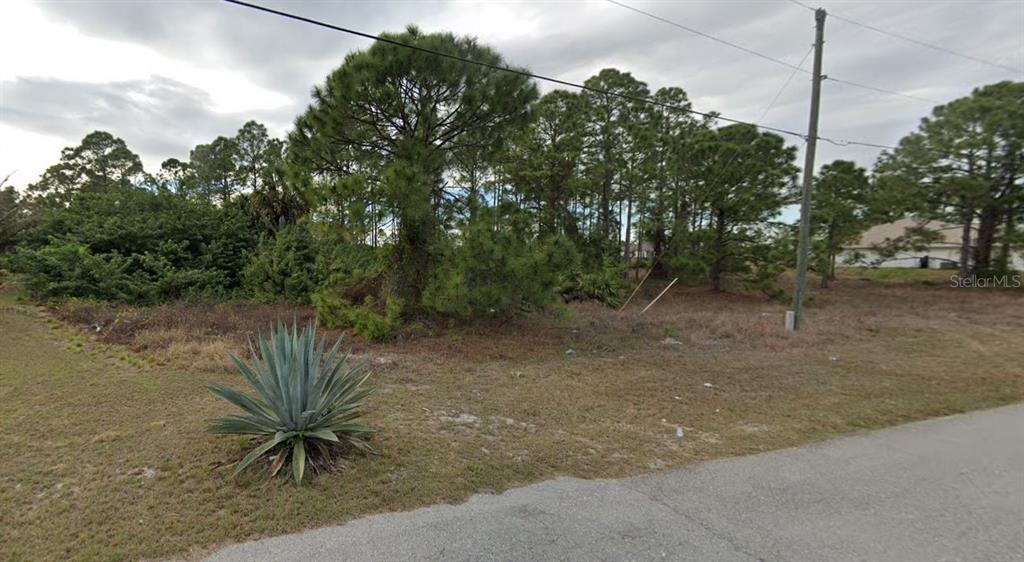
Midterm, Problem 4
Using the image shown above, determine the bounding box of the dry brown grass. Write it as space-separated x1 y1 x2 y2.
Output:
2 269 1023 561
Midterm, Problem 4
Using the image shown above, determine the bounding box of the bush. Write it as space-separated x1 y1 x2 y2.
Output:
13 241 229 303
740 235 791 300
421 222 577 318
312 290 402 342
317 239 386 283
559 259 628 307
243 223 321 303
661 229 715 285
208 321 374 483
14 188 256 303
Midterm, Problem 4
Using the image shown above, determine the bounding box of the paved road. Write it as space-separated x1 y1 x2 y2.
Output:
208 405 1024 562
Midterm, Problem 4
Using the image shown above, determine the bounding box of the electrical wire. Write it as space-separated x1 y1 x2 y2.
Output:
786 0 1024 74
222 0 899 151
606 0 942 104
757 46 814 123
605 0 805 73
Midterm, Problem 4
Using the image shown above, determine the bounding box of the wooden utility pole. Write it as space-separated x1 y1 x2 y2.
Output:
789 7 826 331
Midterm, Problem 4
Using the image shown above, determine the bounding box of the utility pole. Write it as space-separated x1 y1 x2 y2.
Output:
788 7 826 332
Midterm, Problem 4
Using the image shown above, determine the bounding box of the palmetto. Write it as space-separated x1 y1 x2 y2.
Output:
208 320 373 483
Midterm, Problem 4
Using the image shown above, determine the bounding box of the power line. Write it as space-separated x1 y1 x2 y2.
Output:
825 76 938 104
605 0 805 73
605 0 942 105
223 0 802 137
757 46 814 123
786 0 1024 74
222 0 898 152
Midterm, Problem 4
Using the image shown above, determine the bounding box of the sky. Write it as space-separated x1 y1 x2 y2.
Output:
1 0 1022 190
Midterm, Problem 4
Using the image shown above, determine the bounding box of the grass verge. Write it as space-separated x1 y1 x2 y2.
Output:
1 270 1022 560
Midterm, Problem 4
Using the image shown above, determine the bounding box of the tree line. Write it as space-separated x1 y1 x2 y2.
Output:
1 26 1020 338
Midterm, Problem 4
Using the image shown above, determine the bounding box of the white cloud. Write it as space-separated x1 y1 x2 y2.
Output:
0 0 288 113
1 0 1021 187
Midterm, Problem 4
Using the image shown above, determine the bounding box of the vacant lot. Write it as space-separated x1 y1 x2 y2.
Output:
2 269 1022 561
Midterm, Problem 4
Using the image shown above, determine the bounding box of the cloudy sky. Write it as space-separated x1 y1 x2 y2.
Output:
1 0 1021 188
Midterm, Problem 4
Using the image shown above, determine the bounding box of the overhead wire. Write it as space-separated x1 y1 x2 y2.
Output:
222 0 899 151
757 46 814 123
605 0 942 104
786 0 1024 75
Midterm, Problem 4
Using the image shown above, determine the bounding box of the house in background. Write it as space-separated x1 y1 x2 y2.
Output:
626 239 655 264
839 216 1024 270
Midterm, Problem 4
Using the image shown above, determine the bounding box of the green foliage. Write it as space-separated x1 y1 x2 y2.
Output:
309 239 397 340
189 136 239 204
503 90 587 238
317 240 385 282
811 160 876 286
313 291 402 342
14 188 256 303
662 229 715 284
662 124 798 291
244 223 321 303
422 222 577 318
560 260 628 307
28 131 146 206
0 182 35 254
739 232 793 300
289 26 539 305
876 81 1023 274
208 321 374 483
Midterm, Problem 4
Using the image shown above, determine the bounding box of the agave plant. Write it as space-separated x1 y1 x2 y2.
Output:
209 320 373 483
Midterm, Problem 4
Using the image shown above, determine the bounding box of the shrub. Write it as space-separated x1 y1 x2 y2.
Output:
560 259 628 307
243 223 321 303
312 290 402 342
12 242 228 303
317 240 386 283
14 188 256 303
421 222 577 318
208 321 374 483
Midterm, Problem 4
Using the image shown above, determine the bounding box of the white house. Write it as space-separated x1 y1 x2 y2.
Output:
839 217 1024 270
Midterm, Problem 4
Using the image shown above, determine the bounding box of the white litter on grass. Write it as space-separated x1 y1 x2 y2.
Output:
676 427 685 439
438 413 481 427
565 348 576 355
661 337 683 345
703 382 714 389
673 395 681 400
830 356 838 361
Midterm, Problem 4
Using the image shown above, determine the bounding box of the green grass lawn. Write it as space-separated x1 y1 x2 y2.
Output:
2 277 1023 561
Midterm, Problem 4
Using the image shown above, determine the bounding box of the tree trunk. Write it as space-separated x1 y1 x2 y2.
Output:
997 203 1016 273
821 223 835 289
710 209 726 292
623 197 633 272
975 204 998 274
958 212 973 279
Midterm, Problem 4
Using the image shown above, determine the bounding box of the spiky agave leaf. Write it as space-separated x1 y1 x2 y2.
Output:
208 320 374 483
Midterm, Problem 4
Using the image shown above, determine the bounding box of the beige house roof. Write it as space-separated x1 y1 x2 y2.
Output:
848 217 965 249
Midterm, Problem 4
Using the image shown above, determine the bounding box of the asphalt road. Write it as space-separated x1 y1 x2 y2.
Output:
208 405 1024 562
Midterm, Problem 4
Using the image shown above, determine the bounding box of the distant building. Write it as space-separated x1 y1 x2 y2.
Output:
626 240 655 263
839 217 1024 270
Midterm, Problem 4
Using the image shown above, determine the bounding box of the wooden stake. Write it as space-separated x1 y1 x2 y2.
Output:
619 264 655 311
640 277 678 315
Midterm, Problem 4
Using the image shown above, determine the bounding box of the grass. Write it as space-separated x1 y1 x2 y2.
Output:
2 269 1023 561
836 266 960 284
